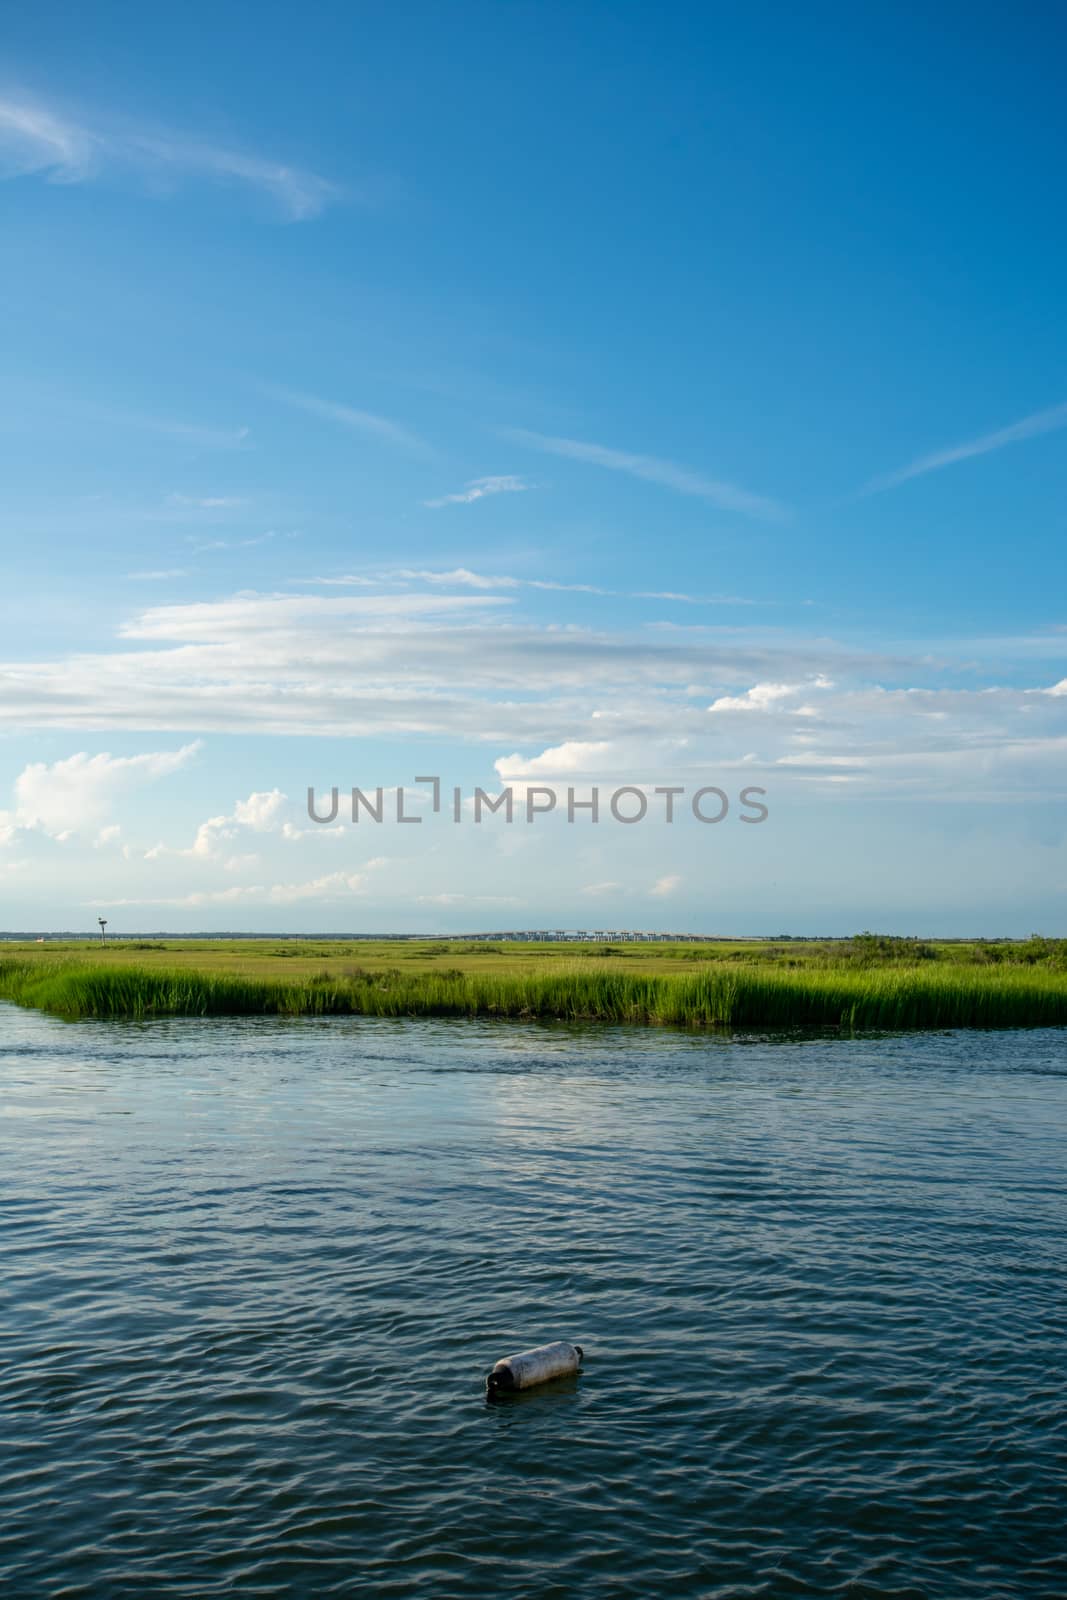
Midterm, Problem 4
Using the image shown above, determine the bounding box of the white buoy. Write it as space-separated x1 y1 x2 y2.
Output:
486 1340 584 1395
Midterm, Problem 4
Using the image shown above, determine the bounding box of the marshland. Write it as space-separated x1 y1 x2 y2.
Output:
3 933 1067 1030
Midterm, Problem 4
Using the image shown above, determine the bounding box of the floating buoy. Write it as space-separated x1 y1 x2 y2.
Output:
486 1340 584 1395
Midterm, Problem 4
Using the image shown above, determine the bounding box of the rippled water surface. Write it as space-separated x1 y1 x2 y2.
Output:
2 1007 1066 1598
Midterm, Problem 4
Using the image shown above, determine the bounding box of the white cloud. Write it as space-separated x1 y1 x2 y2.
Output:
0 96 93 181
268 871 366 904
111 871 367 908
1 589 1066 803
168 494 248 510
147 788 288 860
528 579 613 595
292 568 766 605
503 427 787 520
393 568 522 590
0 92 335 220
191 531 277 553
233 790 287 829
496 741 613 780
423 475 530 508
280 820 349 842
126 569 191 581
4 742 200 840
582 881 623 896
650 874 682 897
289 574 379 588
389 569 612 597
119 589 505 642
708 677 833 714
861 400 1067 496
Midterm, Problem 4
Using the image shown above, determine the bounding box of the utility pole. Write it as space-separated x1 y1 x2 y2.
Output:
98 918 108 945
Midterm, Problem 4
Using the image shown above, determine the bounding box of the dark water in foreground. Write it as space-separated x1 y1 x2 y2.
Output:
2 1009 1065 1599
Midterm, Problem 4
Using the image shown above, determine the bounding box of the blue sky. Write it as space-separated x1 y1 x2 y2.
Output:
1 2 1066 934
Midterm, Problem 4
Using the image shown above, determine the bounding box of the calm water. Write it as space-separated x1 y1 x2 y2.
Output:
2 1008 1065 1599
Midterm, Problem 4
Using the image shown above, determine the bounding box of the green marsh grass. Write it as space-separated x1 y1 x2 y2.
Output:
2 956 1067 1031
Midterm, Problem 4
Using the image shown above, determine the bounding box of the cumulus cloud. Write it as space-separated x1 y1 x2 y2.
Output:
233 790 287 829
708 677 833 714
650 874 682 897
0 742 200 842
146 788 288 861
495 741 613 780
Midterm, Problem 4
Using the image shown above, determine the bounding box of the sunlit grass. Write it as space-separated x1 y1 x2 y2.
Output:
2 956 1066 1032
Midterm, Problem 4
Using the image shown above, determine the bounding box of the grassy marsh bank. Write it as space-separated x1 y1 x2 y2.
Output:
2 938 1067 1031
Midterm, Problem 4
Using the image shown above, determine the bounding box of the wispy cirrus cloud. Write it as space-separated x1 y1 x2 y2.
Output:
168 493 248 510
502 426 787 520
99 412 251 449
861 400 1067 496
0 92 336 220
271 388 424 451
423 474 531 508
190 530 285 553
288 574 378 587
386 569 612 596
293 568 763 603
394 568 521 590
0 96 92 180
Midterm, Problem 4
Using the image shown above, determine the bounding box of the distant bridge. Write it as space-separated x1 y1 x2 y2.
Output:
467 930 725 943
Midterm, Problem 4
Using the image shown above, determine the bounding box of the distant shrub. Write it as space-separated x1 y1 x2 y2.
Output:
1011 936 1067 968
843 933 939 964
